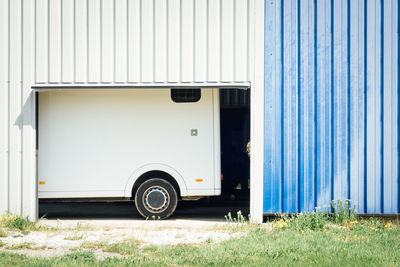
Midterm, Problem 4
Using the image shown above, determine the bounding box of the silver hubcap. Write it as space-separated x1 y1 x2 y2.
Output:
143 186 170 213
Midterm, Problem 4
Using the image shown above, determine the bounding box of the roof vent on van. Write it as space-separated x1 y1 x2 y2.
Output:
171 88 201 103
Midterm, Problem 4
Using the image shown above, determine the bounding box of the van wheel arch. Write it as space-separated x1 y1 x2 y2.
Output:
131 170 181 200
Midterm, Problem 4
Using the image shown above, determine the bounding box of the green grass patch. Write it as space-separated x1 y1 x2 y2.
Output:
0 217 399 266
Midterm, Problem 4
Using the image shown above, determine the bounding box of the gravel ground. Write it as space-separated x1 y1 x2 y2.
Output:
0 219 245 258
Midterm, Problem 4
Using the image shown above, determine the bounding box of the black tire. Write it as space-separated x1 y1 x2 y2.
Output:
134 178 178 219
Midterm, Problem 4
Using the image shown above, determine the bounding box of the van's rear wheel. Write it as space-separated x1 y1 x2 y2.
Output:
135 178 178 219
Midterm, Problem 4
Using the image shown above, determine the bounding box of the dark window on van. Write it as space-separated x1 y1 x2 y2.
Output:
171 89 201 103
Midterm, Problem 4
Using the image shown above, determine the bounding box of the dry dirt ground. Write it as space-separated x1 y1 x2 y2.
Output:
0 219 246 259
1 199 252 258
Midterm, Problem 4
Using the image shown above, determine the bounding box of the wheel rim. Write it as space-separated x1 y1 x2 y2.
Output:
142 185 170 214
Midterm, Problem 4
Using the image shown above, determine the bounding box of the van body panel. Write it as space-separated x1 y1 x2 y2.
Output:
38 89 221 198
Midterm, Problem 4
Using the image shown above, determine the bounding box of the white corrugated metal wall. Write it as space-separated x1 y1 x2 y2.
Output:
33 0 252 86
0 0 265 221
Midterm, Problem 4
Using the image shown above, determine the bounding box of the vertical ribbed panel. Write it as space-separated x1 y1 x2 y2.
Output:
382 0 399 213
366 0 382 213
282 0 299 213
264 0 282 213
74 0 87 83
48 0 61 83
0 0 261 220
264 0 400 214
8 0 23 214
32 0 251 86
349 0 365 212
87 0 101 82
315 0 333 211
128 0 141 83
115 0 127 83
0 0 9 215
22 0 37 217
299 0 316 212
0 0 37 219
332 0 349 202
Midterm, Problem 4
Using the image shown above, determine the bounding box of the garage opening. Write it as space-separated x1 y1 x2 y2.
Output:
37 88 250 220
220 88 250 203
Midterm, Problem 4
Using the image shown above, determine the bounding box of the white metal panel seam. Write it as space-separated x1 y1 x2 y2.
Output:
22 0 37 219
0 0 9 215
249 0 265 223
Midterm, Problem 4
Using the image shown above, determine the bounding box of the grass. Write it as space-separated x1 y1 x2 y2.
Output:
64 235 84 241
80 241 107 249
104 242 139 256
0 228 8 238
0 205 399 266
5 242 34 250
75 222 93 231
0 213 57 233
0 217 398 266
0 214 37 232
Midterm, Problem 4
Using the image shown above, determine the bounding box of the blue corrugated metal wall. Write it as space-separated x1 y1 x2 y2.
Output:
264 0 399 214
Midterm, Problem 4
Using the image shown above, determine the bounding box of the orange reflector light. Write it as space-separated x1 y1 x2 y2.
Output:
39 181 45 185
195 179 203 182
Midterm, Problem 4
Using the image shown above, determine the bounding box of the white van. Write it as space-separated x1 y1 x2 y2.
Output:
38 88 221 219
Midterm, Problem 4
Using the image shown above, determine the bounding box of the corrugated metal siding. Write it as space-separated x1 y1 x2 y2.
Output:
33 0 251 86
264 0 399 214
0 0 265 220
0 0 37 218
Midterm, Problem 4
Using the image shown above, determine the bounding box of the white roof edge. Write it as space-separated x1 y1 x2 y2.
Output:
31 82 251 91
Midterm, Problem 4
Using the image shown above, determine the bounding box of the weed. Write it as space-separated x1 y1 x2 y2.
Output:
68 247 79 252
62 251 96 263
224 211 261 233
0 214 37 231
64 235 84 241
104 241 139 256
280 211 328 231
5 242 34 250
80 241 107 249
275 200 359 232
273 219 288 229
31 245 48 251
225 210 246 224
331 199 358 224
75 222 93 231
12 234 25 239
224 211 258 233
384 221 393 230
175 233 185 239
0 228 8 237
